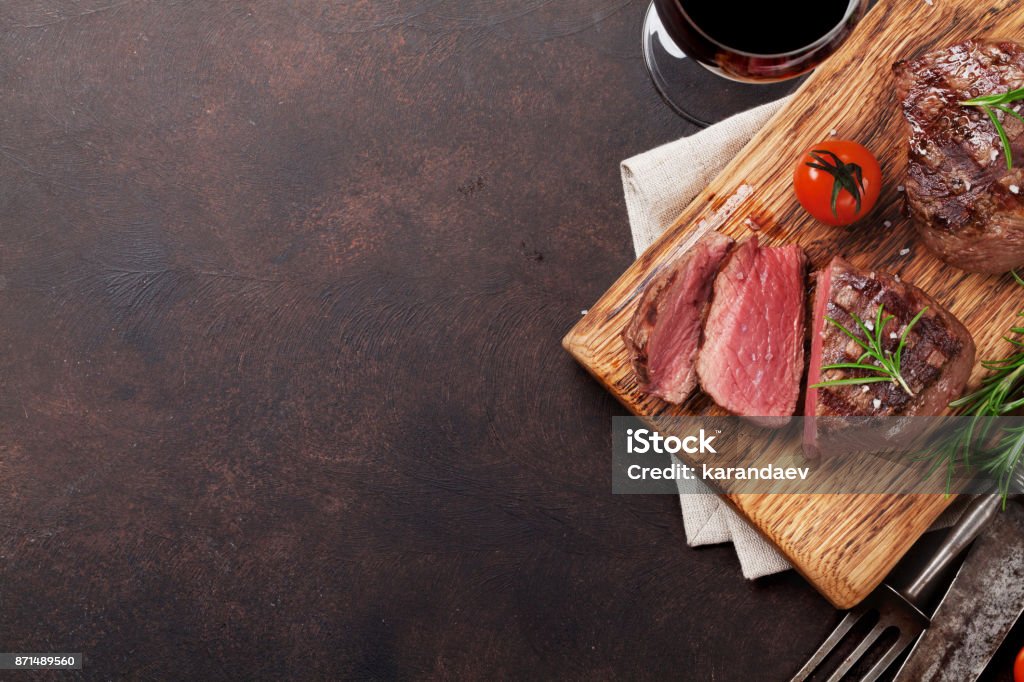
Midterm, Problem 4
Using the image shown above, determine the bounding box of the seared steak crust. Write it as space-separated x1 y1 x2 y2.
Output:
806 258 974 420
894 39 1024 273
623 232 734 404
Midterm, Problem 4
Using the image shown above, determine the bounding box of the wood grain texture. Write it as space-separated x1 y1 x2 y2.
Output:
564 0 1024 609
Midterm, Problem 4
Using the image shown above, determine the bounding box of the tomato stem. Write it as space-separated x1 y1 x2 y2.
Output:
805 149 865 218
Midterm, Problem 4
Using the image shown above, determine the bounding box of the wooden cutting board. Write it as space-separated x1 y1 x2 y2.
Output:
563 0 1024 608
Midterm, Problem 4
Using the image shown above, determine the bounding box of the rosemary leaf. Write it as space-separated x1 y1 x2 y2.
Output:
961 86 1024 106
811 305 926 396
960 87 1024 170
982 104 1013 170
810 376 892 388
996 104 1024 128
929 273 1024 504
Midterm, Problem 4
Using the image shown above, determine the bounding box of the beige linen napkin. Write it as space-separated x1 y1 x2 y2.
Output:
620 98 965 579
622 99 792 579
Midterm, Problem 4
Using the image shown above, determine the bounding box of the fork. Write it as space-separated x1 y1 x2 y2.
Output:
790 469 1024 682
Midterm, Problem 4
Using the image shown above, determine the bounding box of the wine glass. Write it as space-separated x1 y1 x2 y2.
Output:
643 0 870 127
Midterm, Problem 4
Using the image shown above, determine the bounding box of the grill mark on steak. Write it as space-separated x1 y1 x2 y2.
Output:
804 257 975 458
894 39 1024 273
807 257 974 419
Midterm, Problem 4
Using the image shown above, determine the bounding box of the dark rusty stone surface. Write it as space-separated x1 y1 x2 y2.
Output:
0 0 1015 679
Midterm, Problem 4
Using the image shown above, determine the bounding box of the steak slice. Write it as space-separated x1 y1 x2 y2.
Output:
804 257 975 456
623 232 734 403
894 39 1024 273
696 237 807 424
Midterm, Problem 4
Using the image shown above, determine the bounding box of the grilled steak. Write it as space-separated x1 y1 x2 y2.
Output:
696 237 807 424
623 232 734 403
894 39 1024 273
804 257 975 456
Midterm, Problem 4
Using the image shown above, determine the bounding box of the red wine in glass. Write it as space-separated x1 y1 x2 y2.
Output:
643 0 869 125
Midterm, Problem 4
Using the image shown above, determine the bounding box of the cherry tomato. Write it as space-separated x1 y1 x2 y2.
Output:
793 140 882 227
1014 644 1024 682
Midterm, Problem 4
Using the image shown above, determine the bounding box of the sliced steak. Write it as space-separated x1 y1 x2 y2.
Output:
804 257 975 456
894 39 1024 273
696 237 807 424
623 231 734 404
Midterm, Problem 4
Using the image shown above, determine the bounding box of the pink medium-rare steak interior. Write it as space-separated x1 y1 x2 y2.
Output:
623 231 734 403
803 263 833 451
696 237 807 422
804 256 975 456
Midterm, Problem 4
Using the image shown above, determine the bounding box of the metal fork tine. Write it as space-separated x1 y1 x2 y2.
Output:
790 605 869 682
793 486 1014 682
827 620 889 682
861 629 920 682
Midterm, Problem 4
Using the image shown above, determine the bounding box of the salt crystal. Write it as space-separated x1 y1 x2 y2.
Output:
883 220 893 228
991 148 1000 162
894 274 901 282
899 248 911 256
864 320 874 331
873 398 882 409
580 309 588 316
861 385 870 393
829 128 838 137
964 180 972 191
897 185 905 192
890 332 898 339
924 0 933 6
1011 185 1020 194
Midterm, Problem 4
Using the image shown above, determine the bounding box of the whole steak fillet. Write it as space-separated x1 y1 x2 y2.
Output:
696 237 807 423
623 231 734 404
804 257 975 456
894 39 1024 273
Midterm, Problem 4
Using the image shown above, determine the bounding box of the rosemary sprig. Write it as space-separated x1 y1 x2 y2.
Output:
805 149 865 217
960 87 1024 170
811 304 928 397
925 271 1024 504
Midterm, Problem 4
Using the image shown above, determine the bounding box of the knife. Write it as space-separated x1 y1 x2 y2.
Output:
894 498 1024 681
